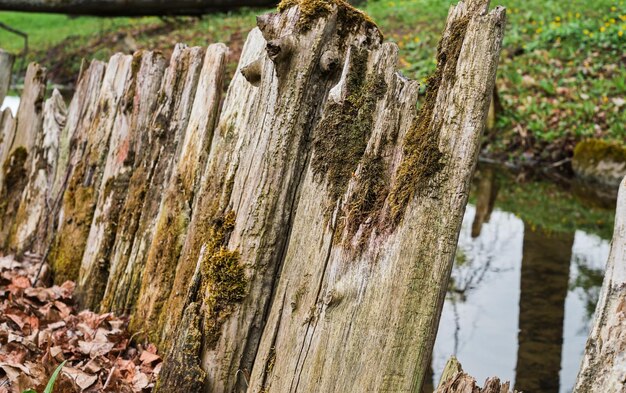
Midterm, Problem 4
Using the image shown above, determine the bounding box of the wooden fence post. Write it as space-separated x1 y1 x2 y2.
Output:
574 176 626 392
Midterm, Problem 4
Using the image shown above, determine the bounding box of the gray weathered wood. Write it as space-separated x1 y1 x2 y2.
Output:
49 54 133 283
574 176 626 393
247 1 505 392
33 60 107 256
76 51 167 309
0 63 47 249
0 49 14 105
100 44 206 315
9 89 66 254
435 357 517 393
131 43 227 336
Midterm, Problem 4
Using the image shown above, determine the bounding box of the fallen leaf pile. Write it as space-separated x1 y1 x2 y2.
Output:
0 254 162 393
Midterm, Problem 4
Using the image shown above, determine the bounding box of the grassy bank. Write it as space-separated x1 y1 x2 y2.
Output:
1 0 624 164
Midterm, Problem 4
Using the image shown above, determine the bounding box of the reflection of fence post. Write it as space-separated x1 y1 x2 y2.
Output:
574 177 626 392
0 49 15 105
471 166 499 238
515 228 574 392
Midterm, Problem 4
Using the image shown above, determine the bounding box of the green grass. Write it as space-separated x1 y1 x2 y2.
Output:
0 0 624 163
0 13 156 53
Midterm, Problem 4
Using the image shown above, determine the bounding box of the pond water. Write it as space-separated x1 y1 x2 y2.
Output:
428 165 616 393
1 96 19 116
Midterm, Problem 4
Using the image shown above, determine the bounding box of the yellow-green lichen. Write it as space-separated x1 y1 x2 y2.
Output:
131 184 190 342
49 161 96 283
154 302 206 393
311 48 387 209
278 0 379 37
387 17 469 225
79 171 132 310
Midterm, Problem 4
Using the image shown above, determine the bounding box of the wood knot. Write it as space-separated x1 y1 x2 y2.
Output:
320 50 339 73
240 57 263 87
266 35 296 63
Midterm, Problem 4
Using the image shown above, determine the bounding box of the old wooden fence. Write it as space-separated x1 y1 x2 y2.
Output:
0 0 538 391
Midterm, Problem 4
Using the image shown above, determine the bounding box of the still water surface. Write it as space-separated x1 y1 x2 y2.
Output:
430 166 615 393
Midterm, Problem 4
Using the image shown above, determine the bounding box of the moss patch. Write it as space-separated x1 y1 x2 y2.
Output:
131 180 190 342
278 0 379 37
311 48 387 209
387 17 469 225
339 153 389 248
202 246 247 348
79 171 132 309
49 162 96 283
154 302 206 393
573 139 626 167
0 147 29 243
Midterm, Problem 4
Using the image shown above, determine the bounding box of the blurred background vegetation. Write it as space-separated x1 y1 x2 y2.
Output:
0 0 625 165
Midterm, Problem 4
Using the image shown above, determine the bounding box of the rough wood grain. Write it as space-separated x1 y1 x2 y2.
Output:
435 357 517 393
9 89 67 254
0 63 47 249
76 51 167 309
101 44 206 315
0 108 16 191
155 4 389 388
131 43 227 336
32 61 107 256
49 54 133 283
247 1 505 392
0 49 14 105
574 176 626 393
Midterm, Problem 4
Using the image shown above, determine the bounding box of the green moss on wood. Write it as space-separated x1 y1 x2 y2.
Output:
49 161 96 283
312 48 387 209
79 171 132 310
339 153 388 248
278 0 379 37
203 245 247 348
387 17 469 225
154 302 206 393
131 180 190 342
0 147 29 249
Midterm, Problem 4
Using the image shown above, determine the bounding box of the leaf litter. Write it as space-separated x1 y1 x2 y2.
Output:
0 254 162 392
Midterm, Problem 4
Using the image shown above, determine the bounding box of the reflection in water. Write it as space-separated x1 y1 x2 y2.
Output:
431 166 614 393
515 229 573 392
0 96 19 116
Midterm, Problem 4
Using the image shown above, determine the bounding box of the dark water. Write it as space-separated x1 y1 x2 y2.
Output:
431 165 616 393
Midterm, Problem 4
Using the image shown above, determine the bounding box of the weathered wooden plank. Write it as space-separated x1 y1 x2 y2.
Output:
0 49 14 105
574 176 626 392
153 29 264 393
8 89 67 254
247 1 505 392
30 61 108 256
0 108 16 191
100 44 206 315
0 63 47 248
49 54 133 283
154 4 392 389
76 51 167 309
131 43 226 336
435 357 517 393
